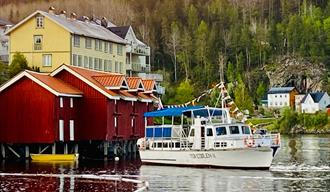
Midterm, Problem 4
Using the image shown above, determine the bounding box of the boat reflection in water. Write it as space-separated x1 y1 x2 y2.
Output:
0 159 145 192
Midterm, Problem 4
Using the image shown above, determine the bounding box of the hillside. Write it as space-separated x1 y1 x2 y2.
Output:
1 0 330 109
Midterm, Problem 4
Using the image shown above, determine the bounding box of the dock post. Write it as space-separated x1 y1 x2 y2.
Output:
104 141 108 157
25 145 30 158
123 141 128 155
74 144 78 154
64 143 68 154
52 143 56 154
1 144 5 159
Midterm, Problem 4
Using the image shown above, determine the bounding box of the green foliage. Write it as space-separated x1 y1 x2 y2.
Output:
9 52 29 78
271 108 329 134
0 61 9 85
233 76 254 113
167 80 195 104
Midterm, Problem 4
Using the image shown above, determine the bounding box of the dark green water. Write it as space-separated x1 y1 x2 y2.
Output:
0 134 329 191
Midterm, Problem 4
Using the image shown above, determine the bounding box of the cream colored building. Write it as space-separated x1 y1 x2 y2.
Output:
6 9 127 73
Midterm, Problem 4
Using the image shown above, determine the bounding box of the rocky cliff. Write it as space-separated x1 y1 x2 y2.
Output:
265 56 327 93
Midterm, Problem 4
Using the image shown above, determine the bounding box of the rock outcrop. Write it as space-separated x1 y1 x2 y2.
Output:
265 56 327 93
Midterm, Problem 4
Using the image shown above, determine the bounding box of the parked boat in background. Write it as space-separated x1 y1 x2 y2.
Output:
138 106 280 169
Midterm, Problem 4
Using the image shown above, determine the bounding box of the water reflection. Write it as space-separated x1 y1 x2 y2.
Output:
0 135 329 191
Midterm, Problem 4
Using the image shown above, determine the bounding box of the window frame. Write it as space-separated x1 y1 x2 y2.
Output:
42 54 52 67
33 35 43 50
73 35 80 47
36 16 44 28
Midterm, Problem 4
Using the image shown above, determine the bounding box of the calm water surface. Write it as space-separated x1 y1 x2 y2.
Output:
0 134 329 191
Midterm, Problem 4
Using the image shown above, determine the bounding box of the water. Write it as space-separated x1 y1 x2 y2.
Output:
0 134 329 191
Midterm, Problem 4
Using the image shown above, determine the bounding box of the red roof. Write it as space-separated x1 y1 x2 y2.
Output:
93 75 126 89
65 65 119 96
28 72 83 96
127 77 144 91
142 79 156 92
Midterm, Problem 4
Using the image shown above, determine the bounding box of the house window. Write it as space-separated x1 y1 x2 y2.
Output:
285 102 288 106
280 95 282 98
104 42 108 52
275 102 277 106
84 56 88 68
73 35 80 47
34 35 42 50
99 59 103 71
94 58 99 70
115 61 119 73
103 60 108 71
36 16 44 28
99 41 103 51
285 95 287 98
42 54 52 67
119 62 123 73
69 120 74 141
95 40 99 51
89 57 93 69
72 54 77 66
78 55 82 66
275 95 277 98
59 120 64 141
270 102 273 106
85 38 92 49
117 45 123 56
60 97 63 108
109 43 113 54
105 60 112 72
70 98 73 108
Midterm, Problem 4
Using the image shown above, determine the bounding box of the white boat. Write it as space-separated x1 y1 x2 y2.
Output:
138 106 280 169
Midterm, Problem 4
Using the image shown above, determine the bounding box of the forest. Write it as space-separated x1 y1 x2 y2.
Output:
1 0 330 112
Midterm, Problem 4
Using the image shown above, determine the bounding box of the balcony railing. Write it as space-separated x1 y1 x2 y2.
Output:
156 85 166 95
127 45 150 55
137 73 163 82
34 44 42 50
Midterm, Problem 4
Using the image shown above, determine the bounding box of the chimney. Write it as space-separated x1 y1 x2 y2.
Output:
101 17 108 28
59 10 66 18
70 12 77 20
48 6 55 14
82 16 89 22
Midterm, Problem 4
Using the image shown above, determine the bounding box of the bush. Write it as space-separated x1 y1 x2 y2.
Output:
9 52 29 78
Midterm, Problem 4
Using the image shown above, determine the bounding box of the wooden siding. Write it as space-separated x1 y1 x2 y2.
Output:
55 70 111 140
0 77 56 143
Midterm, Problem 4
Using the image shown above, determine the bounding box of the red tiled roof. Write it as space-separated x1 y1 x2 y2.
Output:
27 71 83 96
142 79 156 92
120 90 136 99
127 77 142 90
93 75 125 88
65 65 119 96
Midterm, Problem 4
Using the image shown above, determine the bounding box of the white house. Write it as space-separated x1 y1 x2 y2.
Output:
0 18 12 63
295 94 306 112
267 87 298 108
301 92 330 113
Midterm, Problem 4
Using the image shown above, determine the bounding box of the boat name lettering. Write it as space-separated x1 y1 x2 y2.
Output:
189 153 216 159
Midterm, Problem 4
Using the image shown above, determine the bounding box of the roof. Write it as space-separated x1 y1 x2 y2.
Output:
5 10 127 44
301 92 326 103
0 70 82 97
127 77 145 91
142 79 157 93
0 18 12 26
109 26 130 39
27 71 83 96
93 74 128 90
51 65 120 99
267 87 296 94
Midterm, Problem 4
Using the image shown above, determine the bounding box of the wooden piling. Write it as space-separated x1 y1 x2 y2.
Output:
1 144 5 159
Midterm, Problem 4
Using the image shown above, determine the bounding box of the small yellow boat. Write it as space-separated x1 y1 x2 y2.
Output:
30 154 79 162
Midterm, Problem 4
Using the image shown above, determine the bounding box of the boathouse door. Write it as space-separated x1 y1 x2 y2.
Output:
205 127 214 150
201 126 205 149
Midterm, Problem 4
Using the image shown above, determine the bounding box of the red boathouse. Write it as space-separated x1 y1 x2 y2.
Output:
0 64 157 159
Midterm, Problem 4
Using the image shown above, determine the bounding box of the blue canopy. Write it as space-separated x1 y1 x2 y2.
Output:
144 106 224 117
144 106 203 117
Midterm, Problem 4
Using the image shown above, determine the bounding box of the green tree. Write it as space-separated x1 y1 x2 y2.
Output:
9 52 29 78
0 61 9 85
233 75 254 113
256 81 267 104
171 80 194 104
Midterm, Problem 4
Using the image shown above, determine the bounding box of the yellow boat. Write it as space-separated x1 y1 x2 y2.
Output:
30 154 79 162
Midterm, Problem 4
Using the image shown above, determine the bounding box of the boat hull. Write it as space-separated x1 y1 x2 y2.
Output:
139 147 274 169
30 154 79 162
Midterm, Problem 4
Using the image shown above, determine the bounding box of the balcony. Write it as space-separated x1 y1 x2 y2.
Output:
127 44 150 56
137 73 163 82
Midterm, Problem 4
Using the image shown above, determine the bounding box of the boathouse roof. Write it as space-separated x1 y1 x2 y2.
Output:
267 87 296 94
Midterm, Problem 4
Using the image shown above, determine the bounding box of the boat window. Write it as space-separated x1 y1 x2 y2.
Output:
229 126 240 134
157 143 162 148
190 129 195 137
216 127 227 136
221 142 227 147
206 128 213 136
242 126 251 134
175 142 180 148
214 142 220 147
163 142 168 148
153 143 157 148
